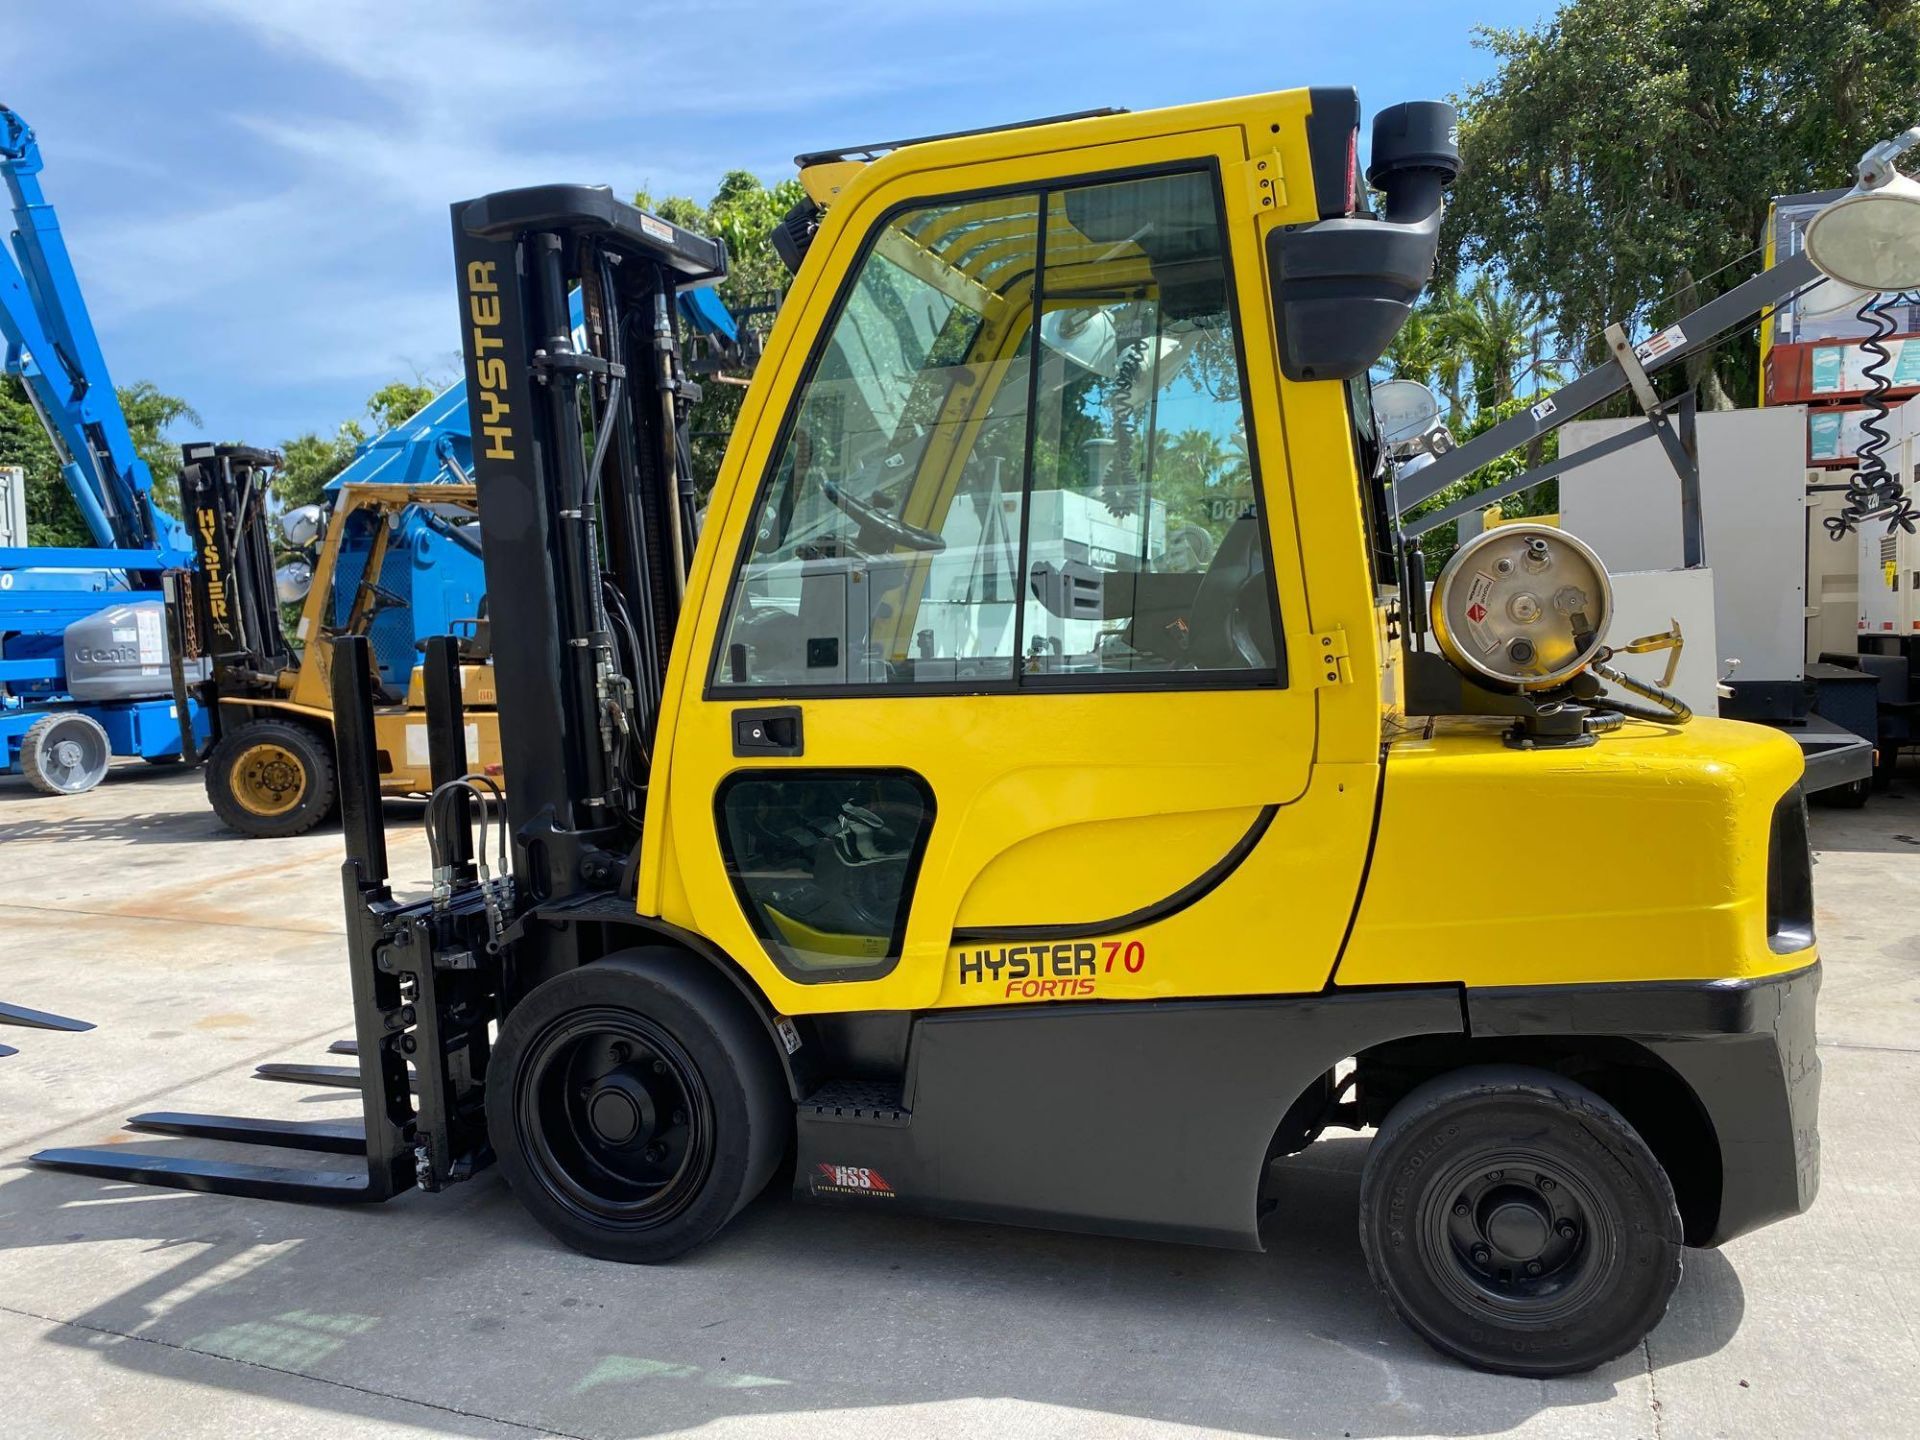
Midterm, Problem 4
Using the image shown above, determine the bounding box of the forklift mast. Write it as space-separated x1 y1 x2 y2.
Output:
449 186 724 909
173 443 292 681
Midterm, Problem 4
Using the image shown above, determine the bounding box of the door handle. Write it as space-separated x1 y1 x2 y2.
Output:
732 706 803 757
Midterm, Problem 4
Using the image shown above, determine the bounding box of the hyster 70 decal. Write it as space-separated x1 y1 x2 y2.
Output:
956 939 1148 999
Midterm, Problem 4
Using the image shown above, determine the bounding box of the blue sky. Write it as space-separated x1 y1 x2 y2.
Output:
5 0 1552 449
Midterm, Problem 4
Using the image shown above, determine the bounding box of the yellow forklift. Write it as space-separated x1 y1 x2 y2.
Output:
166 445 501 837
42 91 1920 1374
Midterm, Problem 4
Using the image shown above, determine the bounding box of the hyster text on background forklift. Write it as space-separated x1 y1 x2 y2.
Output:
44 89 1920 1376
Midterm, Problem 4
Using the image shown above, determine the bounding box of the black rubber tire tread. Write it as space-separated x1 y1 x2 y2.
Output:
1811 777 1870 809
20 713 111 796
1358 1063 1683 1377
203 718 336 838
487 947 789 1264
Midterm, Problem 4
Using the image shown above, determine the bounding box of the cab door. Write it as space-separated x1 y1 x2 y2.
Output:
651 122 1381 1016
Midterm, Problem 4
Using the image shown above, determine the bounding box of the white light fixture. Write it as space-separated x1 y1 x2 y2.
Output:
1798 275 1877 319
1805 125 1920 292
274 559 313 604
278 503 324 549
1372 378 1442 447
1039 308 1118 378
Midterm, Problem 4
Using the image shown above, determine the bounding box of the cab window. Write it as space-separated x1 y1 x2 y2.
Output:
714 168 1277 689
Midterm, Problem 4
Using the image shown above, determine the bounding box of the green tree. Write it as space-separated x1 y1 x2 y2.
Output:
365 379 437 433
1385 285 1469 426
273 377 445 509
274 425 363 510
0 374 80 546
1441 0 1920 408
117 380 202 518
1 374 200 545
635 170 804 494
1432 275 1561 416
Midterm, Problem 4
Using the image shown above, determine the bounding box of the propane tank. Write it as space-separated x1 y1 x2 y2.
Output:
1429 524 1613 691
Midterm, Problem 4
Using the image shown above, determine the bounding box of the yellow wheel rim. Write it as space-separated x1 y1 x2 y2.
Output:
231 741 308 818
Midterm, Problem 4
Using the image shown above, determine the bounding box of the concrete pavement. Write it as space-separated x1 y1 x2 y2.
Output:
2 761 1917 1438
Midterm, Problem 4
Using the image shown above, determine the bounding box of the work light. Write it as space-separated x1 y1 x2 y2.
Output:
1805 126 1920 291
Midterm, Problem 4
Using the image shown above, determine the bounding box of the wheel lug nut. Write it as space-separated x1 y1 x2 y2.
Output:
653 1060 669 1075
644 1143 666 1162
672 1109 687 1126
1487 1170 1504 1182
1471 1246 1490 1265
1557 1221 1577 1239
1539 1177 1556 1191
610 1043 630 1062
1526 1260 1543 1276
1452 1201 1470 1217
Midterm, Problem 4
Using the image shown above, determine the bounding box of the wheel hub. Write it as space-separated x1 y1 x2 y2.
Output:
1483 1192 1552 1261
585 1070 657 1147
517 1010 717 1228
232 742 306 817
53 740 82 768
1432 1159 1597 1312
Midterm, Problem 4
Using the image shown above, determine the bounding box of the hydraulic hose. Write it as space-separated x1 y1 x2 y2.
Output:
1589 658 1693 726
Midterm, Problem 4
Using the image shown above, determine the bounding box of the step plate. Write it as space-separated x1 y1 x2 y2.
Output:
804 1078 910 1126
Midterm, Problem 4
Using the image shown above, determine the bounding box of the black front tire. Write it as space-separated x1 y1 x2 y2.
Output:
204 718 336 838
486 948 789 1264
1358 1065 1683 1376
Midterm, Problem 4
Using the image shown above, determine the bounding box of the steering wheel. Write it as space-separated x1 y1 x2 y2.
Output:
1186 515 1276 671
820 477 946 555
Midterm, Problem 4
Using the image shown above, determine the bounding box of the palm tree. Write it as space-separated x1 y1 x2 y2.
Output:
1386 282 1470 427
1432 275 1562 415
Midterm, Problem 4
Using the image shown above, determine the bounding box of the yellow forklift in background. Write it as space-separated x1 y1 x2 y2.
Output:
45 92 1920 1375
166 445 500 837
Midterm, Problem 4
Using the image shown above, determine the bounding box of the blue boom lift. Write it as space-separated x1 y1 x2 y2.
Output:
1 103 205 792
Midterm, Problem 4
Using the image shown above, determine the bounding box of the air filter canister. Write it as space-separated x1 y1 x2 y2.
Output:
1429 524 1612 691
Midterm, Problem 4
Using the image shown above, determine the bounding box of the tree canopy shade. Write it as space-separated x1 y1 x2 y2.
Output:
1440 0 1920 409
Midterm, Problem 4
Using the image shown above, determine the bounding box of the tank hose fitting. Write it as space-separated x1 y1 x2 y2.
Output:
1589 657 1693 726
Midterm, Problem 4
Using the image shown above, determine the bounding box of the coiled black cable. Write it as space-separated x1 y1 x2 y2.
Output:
1827 291 1919 539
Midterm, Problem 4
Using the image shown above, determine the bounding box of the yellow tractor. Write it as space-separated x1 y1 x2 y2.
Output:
168 447 501 836
48 90 1920 1375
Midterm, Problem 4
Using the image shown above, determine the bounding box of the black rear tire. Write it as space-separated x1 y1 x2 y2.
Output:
1358 1065 1682 1376
487 948 789 1264
204 718 336 838
1812 777 1870 809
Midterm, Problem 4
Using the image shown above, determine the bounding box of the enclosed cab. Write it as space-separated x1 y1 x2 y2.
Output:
633 91 1818 1372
